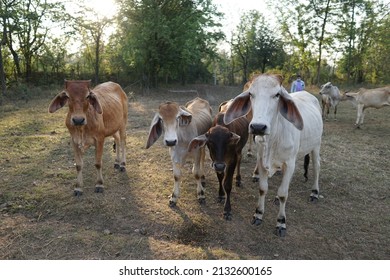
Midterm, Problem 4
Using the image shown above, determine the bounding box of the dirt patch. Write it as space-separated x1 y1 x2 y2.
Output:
0 85 389 260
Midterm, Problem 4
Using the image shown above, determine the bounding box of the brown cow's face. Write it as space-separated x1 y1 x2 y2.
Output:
48 80 102 126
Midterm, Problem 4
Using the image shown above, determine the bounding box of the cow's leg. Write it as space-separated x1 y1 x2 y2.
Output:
94 139 105 193
217 171 225 203
113 131 121 170
252 146 260 182
235 151 243 187
252 166 268 226
223 162 236 220
274 160 295 237
72 141 84 196
118 126 127 172
193 148 206 204
199 146 206 187
355 104 364 128
333 106 337 121
169 161 181 207
310 147 321 202
247 134 253 157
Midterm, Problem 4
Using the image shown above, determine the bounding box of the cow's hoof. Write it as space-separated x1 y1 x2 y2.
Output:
217 196 225 203
252 177 259 182
94 186 104 193
223 212 232 221
119 166 126 172
198 197 206 205
114 163 120 170
236 181 242 187
73 189 83 197
309 196 319 203
251 217 262 226
275 227 287 237
169 200 177 208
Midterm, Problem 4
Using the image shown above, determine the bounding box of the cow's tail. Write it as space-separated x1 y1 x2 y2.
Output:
303 154 310 182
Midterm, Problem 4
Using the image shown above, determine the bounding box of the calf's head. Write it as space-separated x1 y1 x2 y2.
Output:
224 74 303 136
189 125 240 173
48 80 102 126
146 102 192 149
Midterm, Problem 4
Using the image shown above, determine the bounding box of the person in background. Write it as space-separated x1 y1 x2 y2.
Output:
290 74 305 93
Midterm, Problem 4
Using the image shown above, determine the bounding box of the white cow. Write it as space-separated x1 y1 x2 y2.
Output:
224 74 323 237
146 97 213 206
319 82 342 120
345 86 390 128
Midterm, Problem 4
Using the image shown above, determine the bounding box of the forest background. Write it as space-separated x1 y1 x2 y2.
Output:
0 0 389 103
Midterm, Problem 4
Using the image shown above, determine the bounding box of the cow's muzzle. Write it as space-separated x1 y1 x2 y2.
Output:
212 162 226 173
72 117 86 126
165 139 177 146
250 123 268 135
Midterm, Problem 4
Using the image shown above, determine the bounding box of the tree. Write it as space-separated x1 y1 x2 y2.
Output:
116 0 224 88
231 10 285 84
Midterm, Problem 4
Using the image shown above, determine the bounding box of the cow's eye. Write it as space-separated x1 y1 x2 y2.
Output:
274 93 280 99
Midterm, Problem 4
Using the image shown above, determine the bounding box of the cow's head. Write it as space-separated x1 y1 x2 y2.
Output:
188 125 240 173
319 82 332 95
146 101 192 149
48 80 102 126
224 74 303 136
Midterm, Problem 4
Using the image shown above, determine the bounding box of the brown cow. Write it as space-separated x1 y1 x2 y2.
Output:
189 111 249 220
48 80 128 196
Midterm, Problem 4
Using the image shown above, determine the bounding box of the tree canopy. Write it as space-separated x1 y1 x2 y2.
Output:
0 0 389 96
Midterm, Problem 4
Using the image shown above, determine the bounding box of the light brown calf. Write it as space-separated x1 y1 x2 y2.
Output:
49 80 128 196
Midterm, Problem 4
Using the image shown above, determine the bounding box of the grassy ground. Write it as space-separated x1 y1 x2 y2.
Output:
0 84 389 260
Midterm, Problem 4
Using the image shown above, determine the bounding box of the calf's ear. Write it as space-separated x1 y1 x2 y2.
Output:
278 88 304 130
88 91 103 114
146 113 163 149
229 132 241 145
188 134 207 152
224 91 251 124
48 91 68 113
179 107 192 126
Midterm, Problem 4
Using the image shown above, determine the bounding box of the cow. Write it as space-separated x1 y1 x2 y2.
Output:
319 82 342 121
145 97 213 206
224 74 323 237
48 80 128 196
189 111 249 220
345 86 390 128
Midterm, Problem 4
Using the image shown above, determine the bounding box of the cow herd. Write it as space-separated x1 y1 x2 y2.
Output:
48 75 390 237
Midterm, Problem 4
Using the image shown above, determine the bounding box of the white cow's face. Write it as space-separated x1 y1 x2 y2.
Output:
248 76 284 136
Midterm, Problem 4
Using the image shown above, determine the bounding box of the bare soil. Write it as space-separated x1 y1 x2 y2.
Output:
0 84 389 260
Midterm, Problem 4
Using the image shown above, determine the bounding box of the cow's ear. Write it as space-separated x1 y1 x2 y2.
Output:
278 88 304 130
48 91 68 113
179 107 192 126
229 132 241 145
188 134 207 152
224 91 251 124
87 92 103 114
146 113 162 149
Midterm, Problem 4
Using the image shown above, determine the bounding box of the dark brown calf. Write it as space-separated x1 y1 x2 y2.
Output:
189 112 249 220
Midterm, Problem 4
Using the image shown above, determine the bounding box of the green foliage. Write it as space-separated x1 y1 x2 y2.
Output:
116 0 224 87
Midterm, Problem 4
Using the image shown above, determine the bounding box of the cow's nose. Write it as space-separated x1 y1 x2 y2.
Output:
250 123 267 135
72 117 86 126
165 140 177 146
213 162 226 172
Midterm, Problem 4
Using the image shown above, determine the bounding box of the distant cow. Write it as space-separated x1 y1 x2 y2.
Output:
48 80 128 196
224 74 323 237
319 82 342 120
345 86 390 128
146 97 213 206
189 112 249 220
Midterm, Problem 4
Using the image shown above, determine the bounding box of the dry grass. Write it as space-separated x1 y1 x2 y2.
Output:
0 84 389 260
